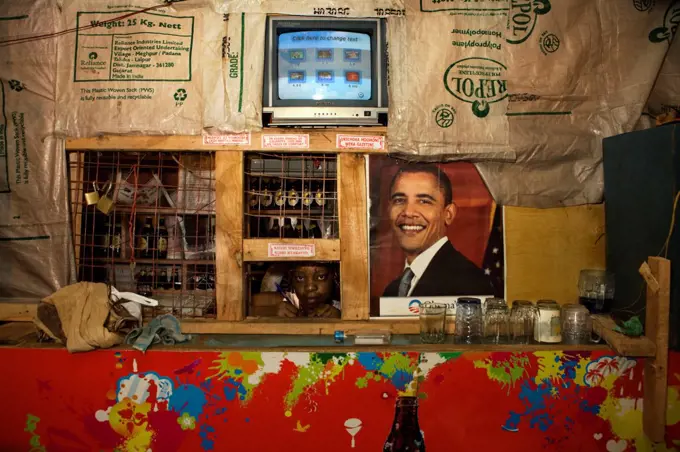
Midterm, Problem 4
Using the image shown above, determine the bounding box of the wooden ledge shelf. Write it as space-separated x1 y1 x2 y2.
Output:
66 127 388 153
592 315 656 357
243 238 340 261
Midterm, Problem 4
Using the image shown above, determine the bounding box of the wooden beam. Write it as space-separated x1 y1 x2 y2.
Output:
0 303 38 322
592 315 656 357
68 152 84 273
643 256 670 443
215 152 244 321
243 239 340 261
66 128 388 154
338 154 369 321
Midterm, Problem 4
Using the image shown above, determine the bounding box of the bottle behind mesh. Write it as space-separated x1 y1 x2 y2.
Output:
157 218 168 259
136 216 154 259
383 397 425 452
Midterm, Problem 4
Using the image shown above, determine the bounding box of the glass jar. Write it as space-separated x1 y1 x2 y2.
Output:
534 300 562 343
455 298 483 344
578 269 615 314
484 298 509 344
510 300 537 344
562 303 595 345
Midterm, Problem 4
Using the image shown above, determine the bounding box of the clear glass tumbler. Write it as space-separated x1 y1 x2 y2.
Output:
484 298 509 344
510 300 537 344
455 298 483 344
561 303 596 345
420 302 447 344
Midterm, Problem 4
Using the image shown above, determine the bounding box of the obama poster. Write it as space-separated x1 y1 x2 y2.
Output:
369 156 505 315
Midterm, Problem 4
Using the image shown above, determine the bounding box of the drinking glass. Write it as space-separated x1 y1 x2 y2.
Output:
578 269 615 314
484 298 509 344
455 298 483 344
510 300 537 344
420 302 447 344
534 300 562 344
561 303 597 345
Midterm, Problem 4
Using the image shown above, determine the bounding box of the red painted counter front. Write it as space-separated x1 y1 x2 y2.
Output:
1 348 680 451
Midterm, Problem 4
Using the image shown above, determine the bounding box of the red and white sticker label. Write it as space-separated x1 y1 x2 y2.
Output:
336 134 385 150
262 134 310 149
268 243 316 258
202 132 251 146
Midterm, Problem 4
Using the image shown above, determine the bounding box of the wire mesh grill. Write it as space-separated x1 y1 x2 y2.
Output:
244 153 338 239
67 150 217 319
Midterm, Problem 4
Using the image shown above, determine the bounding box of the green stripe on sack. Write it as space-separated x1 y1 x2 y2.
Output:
0 235 50 242
0 15 28 21
238 13 245 113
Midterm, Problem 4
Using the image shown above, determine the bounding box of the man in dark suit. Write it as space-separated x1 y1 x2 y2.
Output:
382 164 493 297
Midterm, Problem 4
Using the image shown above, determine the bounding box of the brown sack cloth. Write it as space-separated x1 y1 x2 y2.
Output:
33 282 134 353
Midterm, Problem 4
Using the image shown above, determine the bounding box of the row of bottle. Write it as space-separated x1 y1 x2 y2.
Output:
249 217 330 238
136 267 215 296
247 178 334 209
95 216 170 259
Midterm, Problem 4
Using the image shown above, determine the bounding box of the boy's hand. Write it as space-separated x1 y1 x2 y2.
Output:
277 301 299 318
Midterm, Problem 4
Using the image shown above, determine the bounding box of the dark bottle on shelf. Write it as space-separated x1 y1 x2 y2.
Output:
261 178 273 208
302 182 313 207
283 218 296 238
158 268 170 290
157 218 168 259
383 397 425 452
173 268 182 291
268 217 281 238
307 220 322 238
136 216 154 259
294 219 307 238
288 180 300 207
137 269 153 297
111 221 122 258
274 179 285 207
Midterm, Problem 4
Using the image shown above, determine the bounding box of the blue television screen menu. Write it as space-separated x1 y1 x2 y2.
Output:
278 30 372 101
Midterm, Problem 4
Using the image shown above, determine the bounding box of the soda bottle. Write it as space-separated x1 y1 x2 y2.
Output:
383 397 425 452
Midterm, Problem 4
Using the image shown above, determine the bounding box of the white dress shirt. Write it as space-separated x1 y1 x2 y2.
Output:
402 236 449 296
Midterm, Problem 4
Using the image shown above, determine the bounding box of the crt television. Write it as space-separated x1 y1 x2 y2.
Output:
263 16 388 127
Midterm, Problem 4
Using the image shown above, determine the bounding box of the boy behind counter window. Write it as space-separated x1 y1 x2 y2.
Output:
276 263 341 318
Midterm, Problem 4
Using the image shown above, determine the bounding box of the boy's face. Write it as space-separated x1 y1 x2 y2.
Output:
291 265 333 312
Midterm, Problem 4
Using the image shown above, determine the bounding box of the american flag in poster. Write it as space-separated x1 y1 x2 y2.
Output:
481 206 505 298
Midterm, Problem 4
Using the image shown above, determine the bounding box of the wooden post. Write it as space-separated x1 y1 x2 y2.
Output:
69 152 84 273
643 256 670 443
338 154 369 320
215 152 244 320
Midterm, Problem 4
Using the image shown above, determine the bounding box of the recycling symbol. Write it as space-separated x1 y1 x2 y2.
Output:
173 88 188 102
8 80 24 92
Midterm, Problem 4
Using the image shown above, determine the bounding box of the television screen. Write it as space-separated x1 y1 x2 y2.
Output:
277 30 372 101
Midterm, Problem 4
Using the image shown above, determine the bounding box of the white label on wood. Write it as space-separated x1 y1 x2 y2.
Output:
336 134 385 150
203 132 251 146
268 243 316 258
262 134 310 149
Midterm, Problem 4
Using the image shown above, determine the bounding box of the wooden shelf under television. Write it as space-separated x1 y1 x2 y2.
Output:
65 127 388 153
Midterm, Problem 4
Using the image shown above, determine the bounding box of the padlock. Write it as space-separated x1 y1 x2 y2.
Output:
96 180 115 215
84 182 100 205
